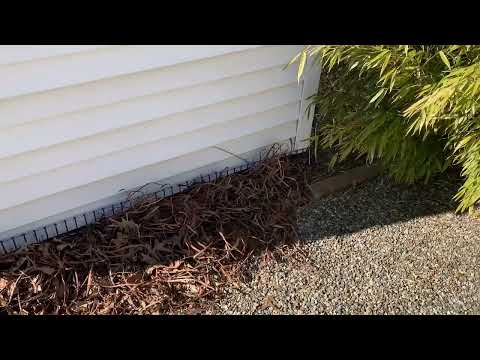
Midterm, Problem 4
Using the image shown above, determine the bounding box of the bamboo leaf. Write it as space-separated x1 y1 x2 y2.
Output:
283 52 301 71
380 52 391 76
304 44 480 213
298 51 307 82
439 50 451 70
349 61 359 71
369 88 386 104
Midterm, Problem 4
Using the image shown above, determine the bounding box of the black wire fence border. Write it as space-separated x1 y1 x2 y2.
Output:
0 145 309 255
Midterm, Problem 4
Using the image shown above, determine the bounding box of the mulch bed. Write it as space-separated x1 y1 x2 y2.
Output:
0 148 314 315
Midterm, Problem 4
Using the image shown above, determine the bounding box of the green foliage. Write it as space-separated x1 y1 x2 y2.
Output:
292 45 480 212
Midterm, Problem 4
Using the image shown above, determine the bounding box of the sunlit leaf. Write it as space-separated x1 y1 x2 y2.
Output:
289 44 480 212
439 50 451 70
298 51 307 82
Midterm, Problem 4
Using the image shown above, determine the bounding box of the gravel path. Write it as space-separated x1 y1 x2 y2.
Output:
210 176 479 315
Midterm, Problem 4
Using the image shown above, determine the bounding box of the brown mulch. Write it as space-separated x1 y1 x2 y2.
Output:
0 148 313 315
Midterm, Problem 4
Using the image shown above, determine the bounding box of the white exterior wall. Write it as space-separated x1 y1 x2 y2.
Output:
0 45 319 247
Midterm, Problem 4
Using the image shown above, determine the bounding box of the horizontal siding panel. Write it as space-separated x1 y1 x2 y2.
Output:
0 85 299 183
0 45 116 66
0 45 261 100
0 45 318 240
3 140 295 246
0 104 298 210
0 65 297 160
0 123 295 235
0 45 301 130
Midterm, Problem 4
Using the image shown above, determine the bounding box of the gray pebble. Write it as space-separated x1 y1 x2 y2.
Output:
211 176 480 315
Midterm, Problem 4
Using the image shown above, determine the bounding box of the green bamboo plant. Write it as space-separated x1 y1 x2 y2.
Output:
290 45 480 213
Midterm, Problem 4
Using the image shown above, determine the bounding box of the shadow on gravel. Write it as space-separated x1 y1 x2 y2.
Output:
299 174 464 241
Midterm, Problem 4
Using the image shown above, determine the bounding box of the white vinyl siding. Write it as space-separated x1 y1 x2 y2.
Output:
0 45 319 243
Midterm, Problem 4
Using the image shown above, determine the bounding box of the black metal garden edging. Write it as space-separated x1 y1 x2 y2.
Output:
0 146 309 255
